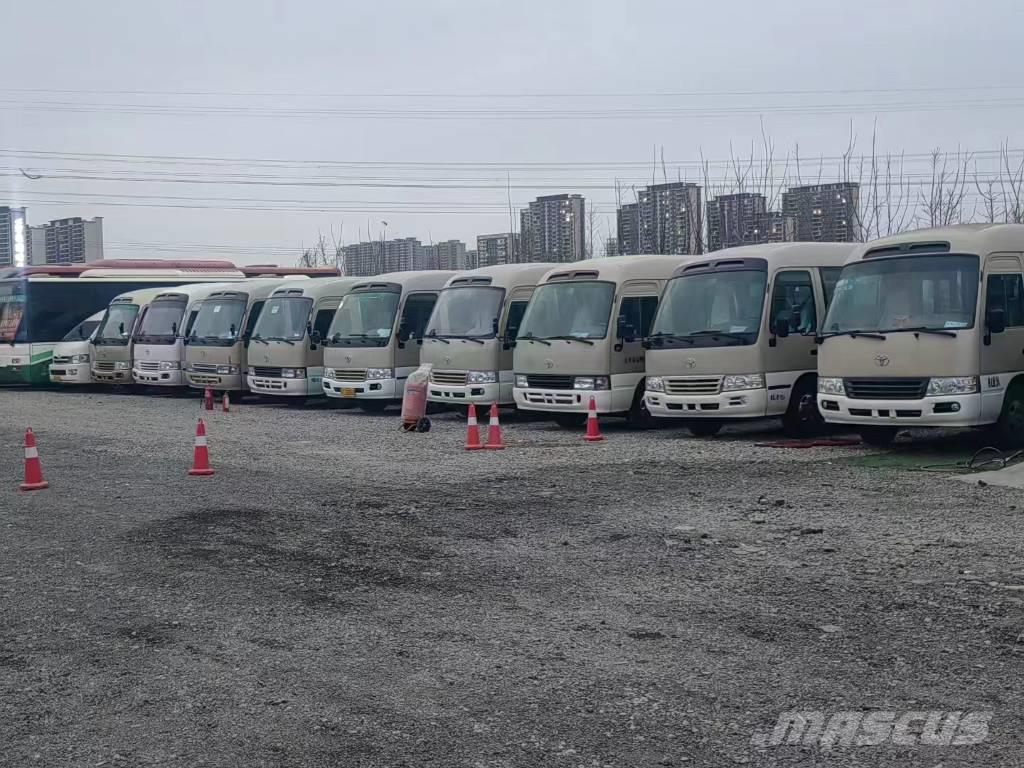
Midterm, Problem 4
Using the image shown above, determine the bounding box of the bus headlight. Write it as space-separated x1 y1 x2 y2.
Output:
247 367 255 376
646 376 665 393
722 373 765 391
324 368 335 379
927 376 979 396
280 368 306 379
468 371 497 384
574 376 610 390
70 354 89 364
159 361 181 371
114 361 130 370
817 377 846 395
216 365 239 375
514 374 528 388
366 368 393 380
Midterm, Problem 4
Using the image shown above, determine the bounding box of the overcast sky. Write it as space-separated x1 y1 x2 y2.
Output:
2 0 1023 265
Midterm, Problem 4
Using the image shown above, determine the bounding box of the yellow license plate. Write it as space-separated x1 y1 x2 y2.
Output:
341 387 356 397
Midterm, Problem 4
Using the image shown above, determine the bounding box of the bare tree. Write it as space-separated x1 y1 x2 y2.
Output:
919 147 972 228
999 142 1024 223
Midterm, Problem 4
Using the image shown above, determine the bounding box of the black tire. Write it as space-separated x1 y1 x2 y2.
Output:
688 419 723 437
625 386 657 430
782 377 825 438
416 417 432 433
992 382 1024 448
553 413 587 429
359 400 389 414
858 425 898 447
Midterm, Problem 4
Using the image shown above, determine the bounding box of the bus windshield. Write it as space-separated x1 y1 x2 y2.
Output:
517 281 615 340
650 270 767 346
62 319 100 342
824 255 979 334
328 291 400 347
252 297 312 341
425 286 503 338
0 282 26 343
134 299 187 344
95 304 140 345
189 298 247 345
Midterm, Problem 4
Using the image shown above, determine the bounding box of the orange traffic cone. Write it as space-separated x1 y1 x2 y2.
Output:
203 386 214 411
484 403 505 450
584 396 604 442
188 419 215 476
19 428 49 491
222 391 230 412
464 403 483 450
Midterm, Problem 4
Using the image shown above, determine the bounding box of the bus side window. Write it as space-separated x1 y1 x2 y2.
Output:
399 293 438 340
986 274 1024 328
243 301 265 337
504 300 529 340
312 308 335 338
819 267 842 309
616 296 659 339
771 271 817 334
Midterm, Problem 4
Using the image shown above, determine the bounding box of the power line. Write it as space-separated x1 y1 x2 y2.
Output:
3 84 1024 99
4 97 1024 120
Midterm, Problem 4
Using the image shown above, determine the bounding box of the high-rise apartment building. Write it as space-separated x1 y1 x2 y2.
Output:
476 233 519 267
782 182 860 242
0 206 29 268
519 194 586 262
706 193 768 252
28 216 104 265
637 182 703 255
436 240 468 271
617 203 639 255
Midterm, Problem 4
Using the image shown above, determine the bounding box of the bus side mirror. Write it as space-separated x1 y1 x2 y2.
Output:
617 317 637 343
492 317 500 336
987 307 1006 335
309 329 322 347
641 338 653 350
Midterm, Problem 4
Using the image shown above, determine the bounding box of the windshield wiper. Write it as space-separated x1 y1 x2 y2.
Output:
448 334 486 345
426 330 449 344
647 332 694 345
821 330 887 340
250 336 269 345
686 330 750 342
541 335 595 346
890 326 958 338
520 332 550 346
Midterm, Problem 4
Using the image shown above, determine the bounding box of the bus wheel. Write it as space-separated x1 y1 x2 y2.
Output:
992 383 1024 448
688 419 722 437
782 378 825 438
858 426 898 447
625 388 657 430
360 400 388 414
553 413 587 429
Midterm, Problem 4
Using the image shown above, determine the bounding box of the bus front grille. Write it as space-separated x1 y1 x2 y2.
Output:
252 366 281 378
332 369 367 382
664 377 722 395
525 374 575 390
93 361 115 371
431 370 468 386
51 356 72 365
136 361 161 372
844 377 929 400
190 363 219 373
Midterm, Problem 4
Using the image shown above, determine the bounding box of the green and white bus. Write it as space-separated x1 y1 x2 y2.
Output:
0 260 338 386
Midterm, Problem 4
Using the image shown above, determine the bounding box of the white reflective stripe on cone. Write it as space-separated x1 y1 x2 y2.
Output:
489 416 499 425
24 447 38 459
468 416 477 426
195 436 208 447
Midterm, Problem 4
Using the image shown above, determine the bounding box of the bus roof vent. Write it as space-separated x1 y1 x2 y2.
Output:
283 289 305 295
449 276 492 287
865 241 950 258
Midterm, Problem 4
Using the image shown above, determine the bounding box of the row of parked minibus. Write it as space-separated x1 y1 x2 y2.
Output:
50 223 1024 447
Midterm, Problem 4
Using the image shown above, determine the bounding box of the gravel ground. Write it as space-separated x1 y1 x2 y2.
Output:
1 388 1022 767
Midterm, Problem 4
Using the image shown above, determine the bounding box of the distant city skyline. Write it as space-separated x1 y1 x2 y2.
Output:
1 1 1022 265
